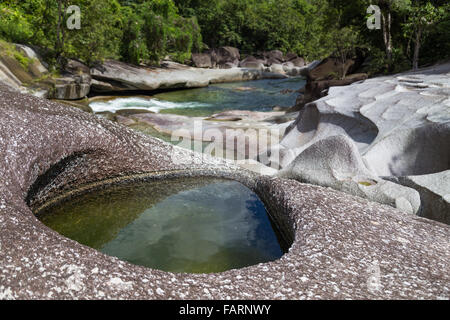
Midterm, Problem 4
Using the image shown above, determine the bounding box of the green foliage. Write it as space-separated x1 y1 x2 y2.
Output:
119 0 203 65
0 39 33 70
120 9 149 65
67 0 123 65
0 4 34 43
175 0 331 60
331 26 362 78
0 0 447 72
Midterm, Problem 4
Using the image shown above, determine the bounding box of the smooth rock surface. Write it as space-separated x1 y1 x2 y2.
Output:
0 85 449 299
266 63 450 219
279 135 421 214
90 60 286 93
388 171 450 224
191 53 212 68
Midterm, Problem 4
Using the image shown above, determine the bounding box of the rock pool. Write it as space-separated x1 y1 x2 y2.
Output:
37 177 284 274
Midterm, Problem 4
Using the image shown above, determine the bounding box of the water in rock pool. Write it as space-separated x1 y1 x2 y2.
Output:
38 178 284 274
89 77 306 117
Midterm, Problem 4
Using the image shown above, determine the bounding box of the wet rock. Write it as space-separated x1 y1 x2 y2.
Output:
116 115 137 126
206 110 285 122
115 109 154 117
96 111 117 122
55 98 93 113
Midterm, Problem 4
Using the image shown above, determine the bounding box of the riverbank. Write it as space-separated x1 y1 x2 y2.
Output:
0 42 316 101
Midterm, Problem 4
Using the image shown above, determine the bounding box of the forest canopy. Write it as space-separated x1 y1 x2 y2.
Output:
0 0 448 73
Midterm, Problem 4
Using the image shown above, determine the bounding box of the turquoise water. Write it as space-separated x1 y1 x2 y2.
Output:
90 77 305 117
38 178 284 274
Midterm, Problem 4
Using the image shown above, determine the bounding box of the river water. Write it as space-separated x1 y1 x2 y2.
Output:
89 77 306 117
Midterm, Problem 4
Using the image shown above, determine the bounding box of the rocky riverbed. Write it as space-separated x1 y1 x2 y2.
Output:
0 40 449 299
0 82 449 299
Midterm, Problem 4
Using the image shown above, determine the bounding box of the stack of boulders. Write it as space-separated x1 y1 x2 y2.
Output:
46 58 91 100
263 63 450 224
288 56 369 112
191 46 241 69
192 47 309 76
1 41 313 100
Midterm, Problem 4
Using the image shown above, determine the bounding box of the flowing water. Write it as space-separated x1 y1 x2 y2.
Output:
90 77 306 117
38 178 284 274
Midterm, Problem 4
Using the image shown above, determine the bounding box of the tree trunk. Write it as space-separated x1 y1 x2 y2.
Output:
413 27 422 71
56 0 62 55
381 10 393 62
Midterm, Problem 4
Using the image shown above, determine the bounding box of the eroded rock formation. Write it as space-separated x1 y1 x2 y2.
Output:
0 84 448 299
265 63 450 222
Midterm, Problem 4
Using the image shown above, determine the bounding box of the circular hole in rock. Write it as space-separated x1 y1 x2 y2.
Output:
36 177 285 274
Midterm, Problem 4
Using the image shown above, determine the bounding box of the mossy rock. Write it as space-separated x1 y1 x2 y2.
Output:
53 99 93 113
0 54 33 84
115 109 154 117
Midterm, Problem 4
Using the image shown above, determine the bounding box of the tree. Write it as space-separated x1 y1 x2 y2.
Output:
365 0 411 63
404 2 443 70
331 26 361 79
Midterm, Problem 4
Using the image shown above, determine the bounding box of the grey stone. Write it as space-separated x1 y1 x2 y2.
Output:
90 60 287 93
279 135 421 214
0 85 448 299
266 63 450 220
191 53 212 68
388 171 450 224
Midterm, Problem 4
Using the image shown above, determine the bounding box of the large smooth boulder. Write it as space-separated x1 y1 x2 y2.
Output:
309 57 355 81
389 171 450 224
264 50 284 62
284 52 298 61
269 64 286 75
191 53 212 68
65 59 90 75
239 56 266 70
15 44 48 78
89 60 281 93
211 46 240 68
279 135 421 214
288 73 369 112
265 63 450 220
290 57 306 67
49 75 91 100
